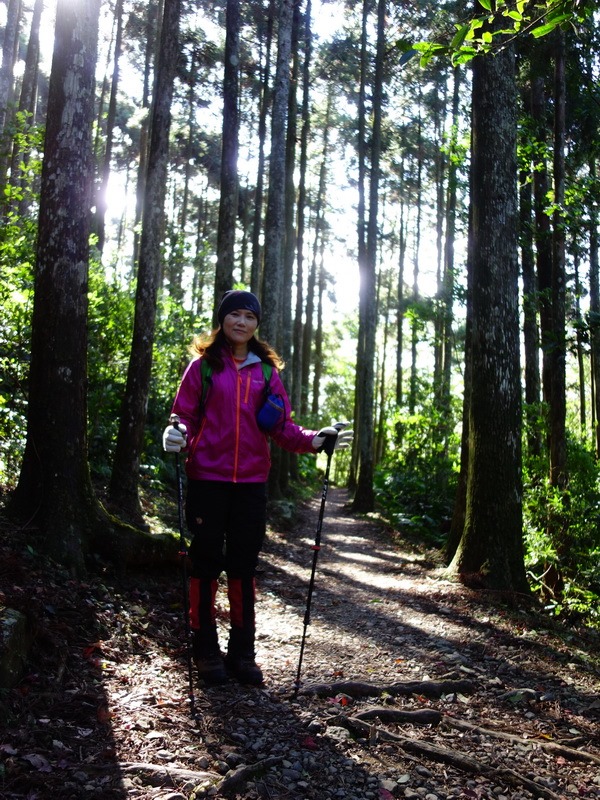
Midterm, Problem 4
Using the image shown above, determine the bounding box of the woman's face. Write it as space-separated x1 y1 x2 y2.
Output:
222 309 259 346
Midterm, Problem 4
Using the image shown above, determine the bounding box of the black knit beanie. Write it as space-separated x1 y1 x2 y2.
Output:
217 290 262 325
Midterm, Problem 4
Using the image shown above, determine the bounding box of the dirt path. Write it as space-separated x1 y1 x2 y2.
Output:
2 488 600 799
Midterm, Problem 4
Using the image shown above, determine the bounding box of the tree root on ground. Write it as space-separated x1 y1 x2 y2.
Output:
117 761 218 786
328 713 595 800
443 716 600 765
298 678 475 699
352 707 443 726
216 756 283 794
83 756 285 795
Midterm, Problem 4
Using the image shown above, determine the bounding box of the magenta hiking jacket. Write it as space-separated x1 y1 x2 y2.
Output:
171 350 318 483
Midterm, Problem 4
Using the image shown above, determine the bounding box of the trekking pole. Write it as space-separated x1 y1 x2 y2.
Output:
293 422 348 695
170 414 197 720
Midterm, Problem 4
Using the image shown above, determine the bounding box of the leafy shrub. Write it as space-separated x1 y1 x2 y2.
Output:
374 406 458 544
523 437 600 623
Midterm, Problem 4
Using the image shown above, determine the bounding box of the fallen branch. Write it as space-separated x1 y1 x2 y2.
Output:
330 715 563 800
352 707 442 726
217 756 283 794
118 761 218 787
298 678 475 699
444 717 600 765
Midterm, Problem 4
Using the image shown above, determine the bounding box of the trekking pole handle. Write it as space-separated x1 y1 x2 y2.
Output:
170 413 181 428
333 421 349 431
319 421 350 456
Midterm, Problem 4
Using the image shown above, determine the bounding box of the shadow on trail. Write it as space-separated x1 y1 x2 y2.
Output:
7 481 597 800
260 488 600 733
0 530 128 800
191 678 378 800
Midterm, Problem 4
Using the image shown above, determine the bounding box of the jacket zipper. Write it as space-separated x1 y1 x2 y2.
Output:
233 367 253 482
232 368 241 482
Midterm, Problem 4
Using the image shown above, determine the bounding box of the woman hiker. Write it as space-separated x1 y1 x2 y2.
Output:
162 289 352 686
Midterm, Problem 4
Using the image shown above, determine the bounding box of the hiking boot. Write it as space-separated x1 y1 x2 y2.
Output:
194 652 228 686
225 652 264 686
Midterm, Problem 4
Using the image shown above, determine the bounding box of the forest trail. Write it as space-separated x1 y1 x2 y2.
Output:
1 487 600 800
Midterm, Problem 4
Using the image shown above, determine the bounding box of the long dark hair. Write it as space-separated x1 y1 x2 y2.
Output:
190 328 284 372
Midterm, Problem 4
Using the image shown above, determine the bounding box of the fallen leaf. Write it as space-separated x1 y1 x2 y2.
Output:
300 735 318 750
22 753 52 772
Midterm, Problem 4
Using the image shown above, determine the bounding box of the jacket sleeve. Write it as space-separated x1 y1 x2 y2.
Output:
267 368 318 454
170 358 203 444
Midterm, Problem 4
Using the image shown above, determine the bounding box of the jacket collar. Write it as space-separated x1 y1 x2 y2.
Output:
231 350 262 369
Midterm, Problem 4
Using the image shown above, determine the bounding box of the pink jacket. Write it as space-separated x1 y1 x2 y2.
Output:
171 351 317 483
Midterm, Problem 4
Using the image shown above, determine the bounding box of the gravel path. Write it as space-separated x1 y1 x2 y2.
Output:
2 487 599 799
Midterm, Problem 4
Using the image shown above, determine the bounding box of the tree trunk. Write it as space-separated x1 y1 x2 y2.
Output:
448 36 528 594
250 0 275 295
589 157 600 457
282 0 300 369
438 66 461 459
261 0 294 498
531 74 553 411
353 0 385 513
109 0 180 520
92 0 124 255
349 0 369 492
6 0 43 218
301 90 331 419
408 97 422 417
445 206 472 563
214 0 240 316
520 81 542 458
311 255 325 417
549 29 567 491
289 0 312 479
260 0 293 352
396 186 407 411
376 274 392 464
8 0 101 574
573 251 586 434
0 0 22 189
132 0 160 276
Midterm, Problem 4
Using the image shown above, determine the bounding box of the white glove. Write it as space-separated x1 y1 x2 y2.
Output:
312 426 354 454
163 423 187 452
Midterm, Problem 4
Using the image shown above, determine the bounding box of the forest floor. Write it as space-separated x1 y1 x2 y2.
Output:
1 486 600 800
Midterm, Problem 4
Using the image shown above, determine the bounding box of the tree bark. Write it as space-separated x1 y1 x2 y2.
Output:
8 0 101 573
214 0 240 317
109 0 180 520
349 0 369 491
261 0 294 498
92 0 124 255
5 0 43 217
250 0 275 295
408 95 422 417
437 66 461 460
0 0 22 189
520 82 542 459
131 0 160 277
289 0 312 478
353 0 385 512
589 158 600 457
448 34 528 594
531 73 553 411
549 29 567 491
261 0 294 353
